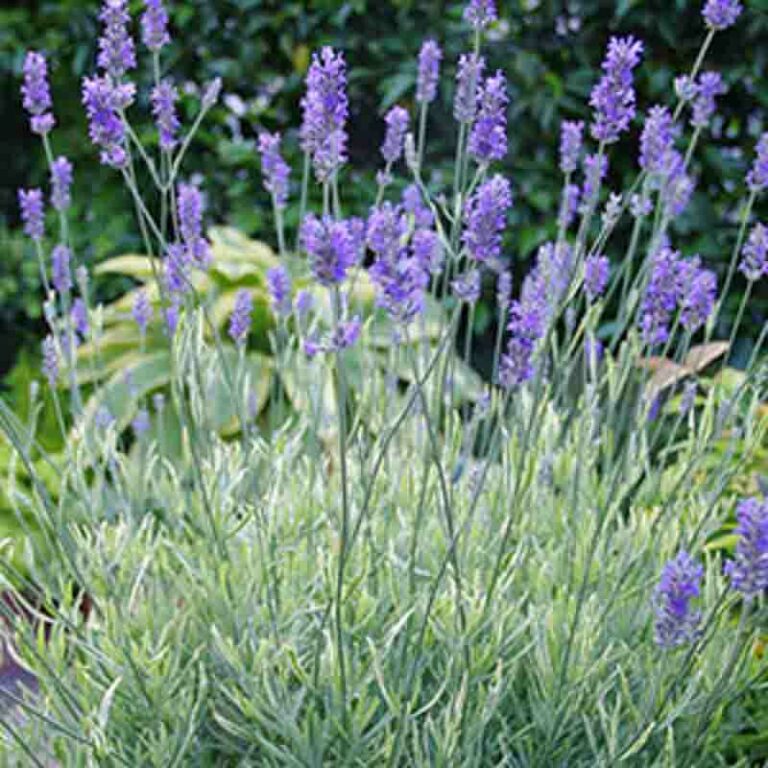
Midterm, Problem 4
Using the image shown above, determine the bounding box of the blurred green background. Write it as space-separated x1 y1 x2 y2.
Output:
1 0 767 376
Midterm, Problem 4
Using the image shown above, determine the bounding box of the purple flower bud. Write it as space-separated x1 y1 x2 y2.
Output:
640 246 681 345
452 269 481 303
334 316 362 350
462 174 512 267
411 228 443 274
416 40 442 105
177 183 211 266
402 184 433 228
132 408 151 436
294 289 314 319
42 335 59 386
50 157 73 211
747 133 768 193
51 245 72 294
582 153 609 203
724 497 768 599
301 214 358 286
152 392 165 412
266 264 292 317
463 0 497 29
500 299 546 388
95 406 115 429
201 77 222 109
702 0 743 30
164 243 190 295
71 298 89 338
468 70 508 163
740 223 768 282
21 51 55 134
691 71 726 128
164 298 181 336
454 53 485 124
141 0 170 51
677 257 717 333
590 36 643 144
132 290 153 335
559 121 584 174
300 47 348 182
639 105 678 175
381 106 410 164
653 551 703 648
584 255 610 301
558 183 581 230
258 132 290 210
82 75 135 168
151 79 179 151
18 188 45 241
680 380 697 416
674 75 698 103
497 270 512 310
97 0 136 78
229 289 253 346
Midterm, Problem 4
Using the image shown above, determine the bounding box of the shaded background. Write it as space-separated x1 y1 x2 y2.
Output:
2 0 767 377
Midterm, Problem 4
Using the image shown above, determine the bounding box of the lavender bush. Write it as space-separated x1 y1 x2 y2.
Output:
1 0 767 764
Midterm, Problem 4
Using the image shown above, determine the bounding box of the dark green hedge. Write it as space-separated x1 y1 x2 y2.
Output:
2 0 767 356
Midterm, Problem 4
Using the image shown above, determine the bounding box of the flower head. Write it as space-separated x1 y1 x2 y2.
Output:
559 121 584 174
381 106 410 165
51 245 72 294
229 289 253 346
141 0 170 51
97 0 136 78
301 214 358 286
151 79 180 151
452 269 481 303
454 53 485 124
691 71 726 128
177 183 211 266
82 75 136 167
677 257 717 332
71 299 89 338
747 133 768 193
584 255 610 301
50 157 73 211
300 47 348 182
18 188 45 241
21 51 55 134
653 551 703 649
497 270 512 310
468 70 508 163
639 105 678 176
582 153 609 203
558 183 581 231
266 264 292 318
258 132 290 209
725 497 768 599
590 36 643 144
702 0 743 30
417 40 442 105
740 223 768 282
132 409 151 436
463 0 497 30
411 228 443 275
462 174 512 267
42 336 59 386
640 246 682 345
132 290 152 335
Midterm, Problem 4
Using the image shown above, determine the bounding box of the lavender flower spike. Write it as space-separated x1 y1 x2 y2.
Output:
747 133 768 193
141 0 170 51
381 106 410 164
639 246 681 345
81 75 136 168
18 188 45 241
177 183 211 266
151 79 180 151
691 72 726 129
71 299 89 338
416 40 442 105
639 105 677 176
740 223 768 282
584 255 610 301
559 121 584 174
702 0 743 30
725 497 768 599
590 36 643 144
677 258 717 333
653 551 703 649
21 51 55 135
468 70 508 163
258 132 290 210
301 214 358 286
132 290 153 335
454 53 485 124
42 335 59 386
266 264 292 318
229 289 253 346
463 0 497 30
97 0 136 78
51 245 72 294
462 174 513 267
50 157 73 211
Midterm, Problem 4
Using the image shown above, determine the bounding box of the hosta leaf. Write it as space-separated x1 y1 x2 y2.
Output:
95 254 162 281
209 226 280 270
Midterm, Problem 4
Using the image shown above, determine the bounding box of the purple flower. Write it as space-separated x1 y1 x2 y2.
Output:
454 53 485 124
691 72 726 128
452 269 481 303
662 154 696 217
151 79 179 151
680 380 697 416
334 316 362 350
558 183 581 230
51 245 72 294
500 299 546 388
411 228 443 274
141 0 170 51
82 75 135 167
229 289 253 346
402 184 433 228
177 183 211 266
21 51 55 134
258 132 290 210
582 153 608 203
132 409 151 436
590 36 643 144
97 0 136 78
725 497 768 599
677 257 717 333
497 270 512 310
468 70 508 163
747 133 768 193
702 0 743 30
132 290 153 335
266 264 292 317
639 105 678 176
301 214 358 286
201 78 222 109
584 255 610 301
653 551 703 649
71 299 89 338
164 243 190 295
559 121 584 174
640 246 681 345
164 298 181 335
50 157 73 211
740 223 768 282
462 174 512 267
42 336 59 386
416 40 442 105
300 47 348 182
18 188 45 241
381 106 410 164
463 0 497 29
294 289 314 319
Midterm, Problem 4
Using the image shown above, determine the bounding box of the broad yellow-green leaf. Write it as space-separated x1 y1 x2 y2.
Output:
95 254 162 281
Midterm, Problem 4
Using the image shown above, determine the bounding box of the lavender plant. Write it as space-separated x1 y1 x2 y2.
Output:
2 0 767 765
